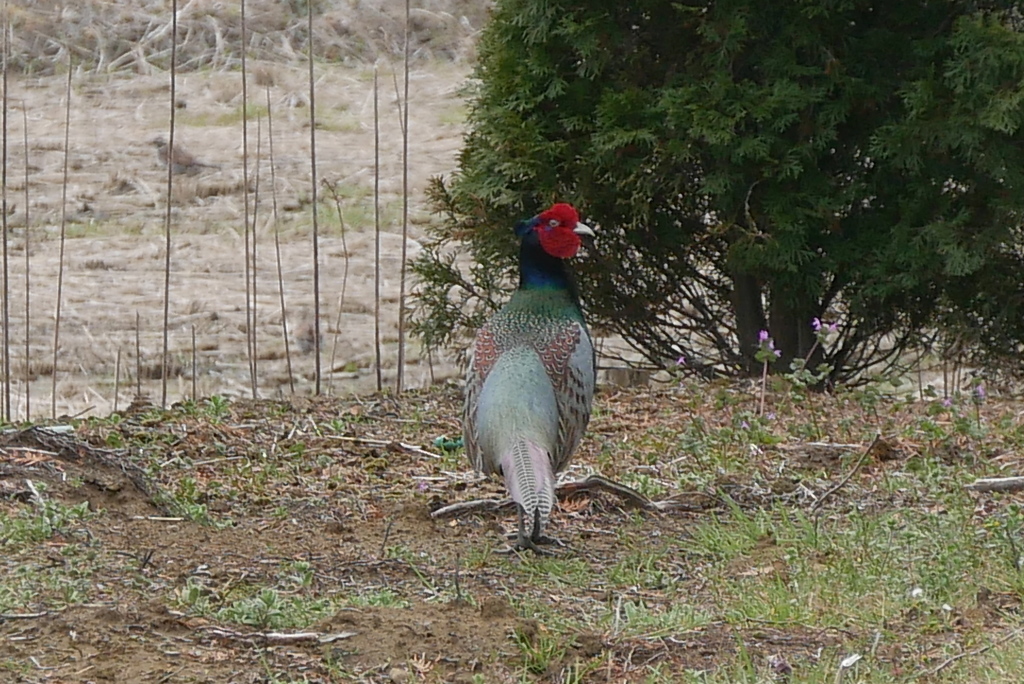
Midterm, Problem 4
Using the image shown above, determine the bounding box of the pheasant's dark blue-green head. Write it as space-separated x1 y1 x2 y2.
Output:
514 203 595 294
515 203 595 259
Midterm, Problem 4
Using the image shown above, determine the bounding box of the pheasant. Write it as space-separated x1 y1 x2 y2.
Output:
463 203 596 553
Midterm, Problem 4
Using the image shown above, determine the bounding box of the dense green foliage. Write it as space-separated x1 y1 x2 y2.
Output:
412 0 1024 381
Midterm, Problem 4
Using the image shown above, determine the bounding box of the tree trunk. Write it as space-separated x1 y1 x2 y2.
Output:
730 271 765 376
769 286 823 377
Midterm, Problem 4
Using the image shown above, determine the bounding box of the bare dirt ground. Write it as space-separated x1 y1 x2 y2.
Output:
5 50 470 420
3 386 1024 682
0 389 852 682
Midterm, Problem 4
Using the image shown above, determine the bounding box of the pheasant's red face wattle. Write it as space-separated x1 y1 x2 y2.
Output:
536 203 582 259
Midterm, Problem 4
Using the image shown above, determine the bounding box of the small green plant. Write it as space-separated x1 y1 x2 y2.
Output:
219 588 287 629
204 395 230 421
0 496 95 549
513 624 564 675
779 318 839 438
175 577 215 615
754 330 781 417
169 476 210 522
281 560 315 589
217 588 335 630
345 587 409 609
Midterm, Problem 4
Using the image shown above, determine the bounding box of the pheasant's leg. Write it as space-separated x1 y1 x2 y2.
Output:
530 512 567 548
499 506 556 555
531 533 567 547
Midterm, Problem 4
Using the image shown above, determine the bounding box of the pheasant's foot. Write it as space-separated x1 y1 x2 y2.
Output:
531 533 567 548
495 531 559 555
494 509 564 555
514 533 560 556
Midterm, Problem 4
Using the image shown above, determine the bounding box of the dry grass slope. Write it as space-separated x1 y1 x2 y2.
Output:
2 0 491 418
12 0 490 74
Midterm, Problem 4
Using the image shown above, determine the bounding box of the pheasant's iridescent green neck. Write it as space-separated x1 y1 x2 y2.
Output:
518 239 580 302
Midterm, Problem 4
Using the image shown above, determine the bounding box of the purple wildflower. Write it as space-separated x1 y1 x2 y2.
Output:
676 355 686 366
974 384 987 401
417 481 429 492
812 317 822 331
758 329 769 342
741 420 750 430
941 397 952 408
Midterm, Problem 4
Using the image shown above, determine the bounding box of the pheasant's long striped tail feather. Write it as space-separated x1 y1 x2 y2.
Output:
499 439 556 532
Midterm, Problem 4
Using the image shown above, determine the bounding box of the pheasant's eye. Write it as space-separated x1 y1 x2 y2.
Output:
547 219 560 228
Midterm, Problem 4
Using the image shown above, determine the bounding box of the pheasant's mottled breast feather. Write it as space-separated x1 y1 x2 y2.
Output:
464 300 595 474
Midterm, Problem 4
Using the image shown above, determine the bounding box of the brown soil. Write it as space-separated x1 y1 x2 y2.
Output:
4 387 1023 681
0 389 855 683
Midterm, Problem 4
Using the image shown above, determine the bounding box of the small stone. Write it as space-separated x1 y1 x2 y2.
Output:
479 596 515 619
388 667 411 684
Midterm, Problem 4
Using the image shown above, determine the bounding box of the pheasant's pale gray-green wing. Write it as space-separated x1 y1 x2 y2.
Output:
538 320 595 473
463 325 500 473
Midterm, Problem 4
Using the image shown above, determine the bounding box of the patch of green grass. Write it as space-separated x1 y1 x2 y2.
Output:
607 549 675 590
610 599 712 638
314 109 360 133
218 588 334 630
176 578 335 629
0 658 31 678
308 196 401 234
343 587 410 609
679 481 1021 642
183 102 270 127
513 623 565 675
1 541 101 612
513 555 592 589
167 476 213 523
0 495 95 549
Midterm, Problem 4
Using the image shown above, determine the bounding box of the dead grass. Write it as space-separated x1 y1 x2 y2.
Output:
11 0 490 75
0 19 471 418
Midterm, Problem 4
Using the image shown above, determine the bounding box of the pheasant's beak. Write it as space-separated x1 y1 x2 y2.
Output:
573 222 595 237
574 221 596 256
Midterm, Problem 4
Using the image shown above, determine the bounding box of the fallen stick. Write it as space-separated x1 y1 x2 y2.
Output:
24 479 45 507
430 498 512 519
199 626 357 644
0 611 48 620
906 627 1023 680
811 434 880 515
430 474 717 520
325 435 441 460
965 476 1024 493
556 474 652 509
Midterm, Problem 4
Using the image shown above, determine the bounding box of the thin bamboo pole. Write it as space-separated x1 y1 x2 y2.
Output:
395 0 412 394
50 55 72 419
308 1 322 394
266 86 294 394
160 0 179 407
